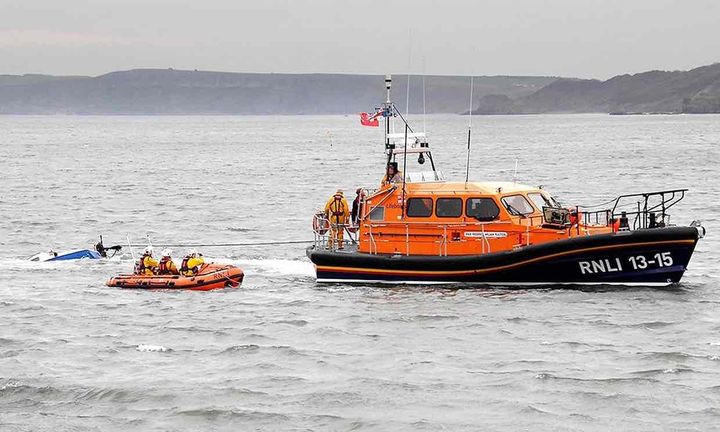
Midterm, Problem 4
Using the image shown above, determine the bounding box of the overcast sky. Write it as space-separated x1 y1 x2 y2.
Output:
2 0 719 79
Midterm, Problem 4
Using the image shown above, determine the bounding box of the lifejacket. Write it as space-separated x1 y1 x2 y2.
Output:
181 256 200 275
330 195 346 216
135 253 151 274
181 256 191 274
157 257 173 275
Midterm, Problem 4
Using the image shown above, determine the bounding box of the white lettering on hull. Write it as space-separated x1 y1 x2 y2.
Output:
464 231 508 239
578 252 674 275
579 258 623 275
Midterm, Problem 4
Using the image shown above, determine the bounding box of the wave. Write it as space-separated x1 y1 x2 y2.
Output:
0 380 141 404
274 319 308 326
218 345 305 357
226 227 254 232
174 407 290 422
136 344 172 353
412 314 460 321
534 373 660 384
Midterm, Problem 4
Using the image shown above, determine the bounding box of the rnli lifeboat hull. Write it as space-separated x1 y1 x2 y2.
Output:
307 226 702 287
106 264 244 291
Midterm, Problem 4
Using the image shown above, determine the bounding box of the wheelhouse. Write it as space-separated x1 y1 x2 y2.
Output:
356 181 613 256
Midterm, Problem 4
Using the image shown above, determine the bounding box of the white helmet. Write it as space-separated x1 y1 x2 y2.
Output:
160 248 172 257
144 246 154 255
188 249 198 257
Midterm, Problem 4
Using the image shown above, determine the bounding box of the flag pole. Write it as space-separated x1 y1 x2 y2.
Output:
385 74 391 151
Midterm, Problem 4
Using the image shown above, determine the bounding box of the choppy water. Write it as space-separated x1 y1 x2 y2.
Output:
1 114 719 431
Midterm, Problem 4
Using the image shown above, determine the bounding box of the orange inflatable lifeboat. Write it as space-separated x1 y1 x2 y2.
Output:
106 263 244 291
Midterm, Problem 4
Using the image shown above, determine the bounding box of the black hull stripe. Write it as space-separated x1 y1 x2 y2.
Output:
315 239 694 277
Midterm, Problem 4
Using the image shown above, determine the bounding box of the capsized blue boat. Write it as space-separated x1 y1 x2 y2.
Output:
28 236 122 262
28 249 102 262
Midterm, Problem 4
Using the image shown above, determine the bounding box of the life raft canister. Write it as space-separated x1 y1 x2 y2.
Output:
312 212 329 235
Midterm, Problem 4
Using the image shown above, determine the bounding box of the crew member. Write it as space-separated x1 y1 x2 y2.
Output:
135 246 158 275
157 249 179 275
351 188 365 226
181 250 205 276
381 162 403 186
324 189 350 249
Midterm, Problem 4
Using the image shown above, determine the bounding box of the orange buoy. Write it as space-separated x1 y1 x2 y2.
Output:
106 263 243 291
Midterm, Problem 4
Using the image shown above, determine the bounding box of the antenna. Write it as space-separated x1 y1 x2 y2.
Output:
406 29 412 119
385 74 392 151
513 158 519 183
406 74 411 119
126 234 135 260
464 75 474 183
422 57 427 135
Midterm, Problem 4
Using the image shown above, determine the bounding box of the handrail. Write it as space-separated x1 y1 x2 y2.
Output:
364 220 515 228
405 224 410 256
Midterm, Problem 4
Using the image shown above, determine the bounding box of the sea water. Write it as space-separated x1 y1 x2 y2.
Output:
1 114 719 431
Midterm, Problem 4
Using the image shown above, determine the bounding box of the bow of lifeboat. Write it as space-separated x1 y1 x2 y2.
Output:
106 263 244 291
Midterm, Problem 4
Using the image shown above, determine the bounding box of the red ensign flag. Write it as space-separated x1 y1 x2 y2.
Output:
360 112 379 127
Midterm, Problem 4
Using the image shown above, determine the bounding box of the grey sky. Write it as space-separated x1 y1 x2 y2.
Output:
2 0 719 79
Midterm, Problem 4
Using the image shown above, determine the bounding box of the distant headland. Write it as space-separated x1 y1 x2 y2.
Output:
1 63 719 115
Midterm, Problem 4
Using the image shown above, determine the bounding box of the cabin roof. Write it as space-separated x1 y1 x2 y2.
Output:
404 181 539 195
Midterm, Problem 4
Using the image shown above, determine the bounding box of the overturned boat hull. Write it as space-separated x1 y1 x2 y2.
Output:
106 264 244 291
29 249 102 262
307 226 702 287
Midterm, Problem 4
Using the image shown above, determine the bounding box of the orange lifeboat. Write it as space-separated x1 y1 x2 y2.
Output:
306 75 705 287
106 263 243 291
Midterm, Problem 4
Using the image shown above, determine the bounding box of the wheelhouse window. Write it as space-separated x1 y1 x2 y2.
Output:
436 198 463 218
466 198 500 221
406 198 433 217
368 206 385 221
528 192 562 211
528 192 551 211
501 195 535 216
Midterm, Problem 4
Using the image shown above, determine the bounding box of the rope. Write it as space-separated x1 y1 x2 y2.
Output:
127 240 314 248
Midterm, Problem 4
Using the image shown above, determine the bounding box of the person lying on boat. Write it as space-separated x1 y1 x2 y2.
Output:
135 247 158 275
381 162 403 186
157 249 179 275
324 189 350 250
181 250 205 276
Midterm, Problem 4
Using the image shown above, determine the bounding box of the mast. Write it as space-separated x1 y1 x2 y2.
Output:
385 74 392 153
465 75 474 184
